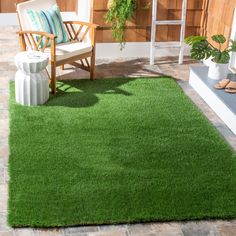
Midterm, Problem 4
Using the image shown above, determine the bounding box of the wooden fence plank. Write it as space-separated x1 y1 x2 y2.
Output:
202 0 236 46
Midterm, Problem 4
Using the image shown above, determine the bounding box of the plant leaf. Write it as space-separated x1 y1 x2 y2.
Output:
229 40 236 52
212 35 226 44
212 49 230 63
189 41 212 61
221 51 230 63
184 36 207 45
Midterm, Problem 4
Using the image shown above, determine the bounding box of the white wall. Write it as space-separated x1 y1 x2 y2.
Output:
96 42 190 59
77 0 91 22
0 13 18 26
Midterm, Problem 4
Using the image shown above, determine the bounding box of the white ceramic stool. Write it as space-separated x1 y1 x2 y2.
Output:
15 51 49 106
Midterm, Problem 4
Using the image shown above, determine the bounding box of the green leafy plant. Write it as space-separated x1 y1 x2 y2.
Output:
105 0 136 49
185 34 236 64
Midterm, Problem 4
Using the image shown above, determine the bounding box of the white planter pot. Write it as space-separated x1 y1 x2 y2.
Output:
208 62 229 80
203 57 213 67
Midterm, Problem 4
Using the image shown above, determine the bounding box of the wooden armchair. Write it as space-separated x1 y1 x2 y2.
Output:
16 0 98 95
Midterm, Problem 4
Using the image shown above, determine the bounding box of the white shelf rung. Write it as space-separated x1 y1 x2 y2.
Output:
154 44 181 49
150 0 187 65
154 20 183 25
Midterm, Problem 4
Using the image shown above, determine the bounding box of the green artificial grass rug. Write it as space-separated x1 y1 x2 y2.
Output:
9 77 236 227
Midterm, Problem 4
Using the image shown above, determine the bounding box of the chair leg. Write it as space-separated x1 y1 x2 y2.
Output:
61 65 65 70
51 62 56 95
90 51 96 81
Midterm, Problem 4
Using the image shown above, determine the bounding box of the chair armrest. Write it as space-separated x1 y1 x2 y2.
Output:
18 31 56 40
17 31 57 62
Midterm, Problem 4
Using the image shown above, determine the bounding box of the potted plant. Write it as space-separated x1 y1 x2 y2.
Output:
185 35 236 80
105 0 136 49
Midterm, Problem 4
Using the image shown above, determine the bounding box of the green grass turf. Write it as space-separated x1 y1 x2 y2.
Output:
8 77 236 227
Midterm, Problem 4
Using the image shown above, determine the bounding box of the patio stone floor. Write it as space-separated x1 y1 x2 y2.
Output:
1 26 236 236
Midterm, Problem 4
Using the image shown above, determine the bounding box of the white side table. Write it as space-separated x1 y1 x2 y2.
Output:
15 51 49 106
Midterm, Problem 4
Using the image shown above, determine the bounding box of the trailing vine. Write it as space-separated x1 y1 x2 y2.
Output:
106 0 136 49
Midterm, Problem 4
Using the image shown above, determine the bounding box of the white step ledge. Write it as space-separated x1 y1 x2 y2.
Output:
189 65 236 135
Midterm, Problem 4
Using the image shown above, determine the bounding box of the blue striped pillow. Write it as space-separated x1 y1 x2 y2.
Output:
27 4 69 47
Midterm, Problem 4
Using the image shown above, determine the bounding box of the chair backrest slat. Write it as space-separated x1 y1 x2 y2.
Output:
29 33 38 50
74 25 84 41
42 38 50 52
70 24 77 40
81 26 90 42
24 33 32 49
36 35 43 49
64 24 73 41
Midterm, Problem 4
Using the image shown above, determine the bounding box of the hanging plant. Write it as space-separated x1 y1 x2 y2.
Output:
105 0 136 49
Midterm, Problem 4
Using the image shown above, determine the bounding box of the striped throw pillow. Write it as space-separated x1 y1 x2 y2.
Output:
27 4 69 47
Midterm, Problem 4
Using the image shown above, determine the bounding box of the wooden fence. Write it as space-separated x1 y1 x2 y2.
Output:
92 0 204 43
1 0 236 44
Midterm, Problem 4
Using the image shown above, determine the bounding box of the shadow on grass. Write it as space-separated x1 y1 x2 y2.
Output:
46 78 137 108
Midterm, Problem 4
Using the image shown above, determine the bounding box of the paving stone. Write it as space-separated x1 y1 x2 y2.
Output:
64 233 88 236
14 228 35 236
0 227 11 234
0 80 10 91
34 228 64 236
0 146 8 161
0 230 14 236
0 120 9 137
0 104 8 110
181 222 219 236
127 223 154 235
129 234 157 236
218 225 236 236
0 158 7 168
151 223 183 236
64 226 99 234
0 166 6 184
0 211 7 222
97 226 128 236
0 98 8 108
0 185 8 211
0 184 7 194
88 231 126 236
0 201 7 213
0 109 8 119
99 225 127 232
0 136 8 144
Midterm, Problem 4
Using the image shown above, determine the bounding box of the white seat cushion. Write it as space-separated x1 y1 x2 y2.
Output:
44 41 93 62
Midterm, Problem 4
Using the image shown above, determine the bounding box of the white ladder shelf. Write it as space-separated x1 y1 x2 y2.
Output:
150 0 187 65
